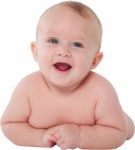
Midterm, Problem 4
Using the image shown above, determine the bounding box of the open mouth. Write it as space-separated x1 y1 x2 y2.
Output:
53 62 72 72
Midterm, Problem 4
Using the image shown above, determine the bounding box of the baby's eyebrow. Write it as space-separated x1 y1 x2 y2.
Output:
45 31 56 36
74 37 86 41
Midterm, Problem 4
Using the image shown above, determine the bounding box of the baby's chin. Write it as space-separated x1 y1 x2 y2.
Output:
42 67 89 90
47 74 88 91
48 78 76 88
44 74 78 89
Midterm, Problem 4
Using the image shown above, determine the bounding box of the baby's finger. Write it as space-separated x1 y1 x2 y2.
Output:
48 134 55 141
54 131 61 141
47 134 56 147
47 139 56 147
59 142 68 150
57 140 66 149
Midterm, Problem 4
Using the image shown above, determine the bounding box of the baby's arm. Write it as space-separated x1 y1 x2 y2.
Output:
44 78 132 149
1 78 48 147
79 79 128 149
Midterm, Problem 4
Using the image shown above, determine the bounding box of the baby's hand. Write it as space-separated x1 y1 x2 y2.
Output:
53 124 81 149
42 126 58 147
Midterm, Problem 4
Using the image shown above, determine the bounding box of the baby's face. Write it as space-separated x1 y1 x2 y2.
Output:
32 6 102 88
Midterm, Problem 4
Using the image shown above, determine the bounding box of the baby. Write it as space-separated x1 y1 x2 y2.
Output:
1 1 134 149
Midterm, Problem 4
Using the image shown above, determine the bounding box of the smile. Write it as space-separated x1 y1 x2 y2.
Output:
53 62 72 72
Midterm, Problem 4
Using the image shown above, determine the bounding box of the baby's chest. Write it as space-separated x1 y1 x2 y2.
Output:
29 95 96 128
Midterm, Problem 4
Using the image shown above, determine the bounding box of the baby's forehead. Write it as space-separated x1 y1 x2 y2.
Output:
37 4 101 33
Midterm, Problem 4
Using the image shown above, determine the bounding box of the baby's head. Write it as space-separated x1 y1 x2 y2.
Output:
36 1 102 50
31 1 103 89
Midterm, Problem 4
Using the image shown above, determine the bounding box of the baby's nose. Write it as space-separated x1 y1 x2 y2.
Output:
56 47 71 58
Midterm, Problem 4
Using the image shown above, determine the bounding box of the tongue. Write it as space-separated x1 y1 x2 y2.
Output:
54 63 71 71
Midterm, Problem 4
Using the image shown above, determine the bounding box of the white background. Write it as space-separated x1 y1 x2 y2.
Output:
0 0 134 149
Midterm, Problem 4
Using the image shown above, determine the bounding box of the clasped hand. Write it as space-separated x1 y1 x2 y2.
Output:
42 124 81 149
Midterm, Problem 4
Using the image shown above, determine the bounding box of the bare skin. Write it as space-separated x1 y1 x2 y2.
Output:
1 71 134 149
1 3 134 150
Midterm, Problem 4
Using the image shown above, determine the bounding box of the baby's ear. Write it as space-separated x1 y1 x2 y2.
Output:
91 52 103 69
31 41 38 61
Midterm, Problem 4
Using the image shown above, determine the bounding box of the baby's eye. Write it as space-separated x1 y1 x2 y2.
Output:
48 38 59 44
73 42 83 48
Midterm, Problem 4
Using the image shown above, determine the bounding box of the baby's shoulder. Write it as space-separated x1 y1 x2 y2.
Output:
21 71 43 82
88 71 116 94
15 71 44 91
